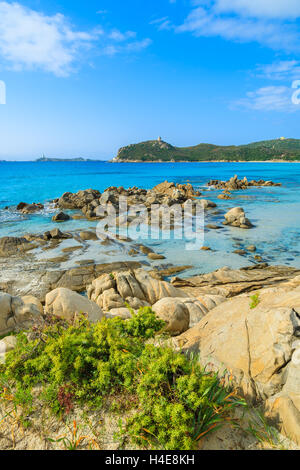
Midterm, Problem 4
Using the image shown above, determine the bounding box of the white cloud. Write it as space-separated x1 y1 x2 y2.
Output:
109 30 136 42
0 1 101 76
150 16 173 31
234 85 299 112
103 38 152 56
214 0 300 20
256 60 300 81
177 1 300 51
0 2 151 76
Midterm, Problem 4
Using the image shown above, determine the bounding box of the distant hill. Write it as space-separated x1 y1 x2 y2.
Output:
113 138 300 162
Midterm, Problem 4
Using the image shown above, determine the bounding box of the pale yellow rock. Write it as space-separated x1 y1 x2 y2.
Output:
45 287 104 323
99 288 125 311
0 292 43 336
172 282 300 444
134 269 187 305
152 297 190 336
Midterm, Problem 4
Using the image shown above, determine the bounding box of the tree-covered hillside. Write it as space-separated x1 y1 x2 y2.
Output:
114 138 300 162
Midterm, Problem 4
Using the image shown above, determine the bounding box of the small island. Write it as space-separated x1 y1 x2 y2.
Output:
36 156 91 162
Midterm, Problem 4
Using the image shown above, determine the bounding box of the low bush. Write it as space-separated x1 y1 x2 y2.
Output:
0 307 244 450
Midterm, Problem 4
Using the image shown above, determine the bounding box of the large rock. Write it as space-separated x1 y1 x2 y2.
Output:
224 207 253 229
172 280 300 443
0 293 43 336
152 295 225 330
152 298 190 336
45 288 104 323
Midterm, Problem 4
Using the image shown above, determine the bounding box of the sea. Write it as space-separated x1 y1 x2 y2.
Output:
0 161 300 276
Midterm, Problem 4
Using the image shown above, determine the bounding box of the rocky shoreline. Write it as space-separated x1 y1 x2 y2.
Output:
1 178 299 449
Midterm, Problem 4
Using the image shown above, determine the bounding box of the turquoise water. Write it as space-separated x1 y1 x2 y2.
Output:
0 161 300 274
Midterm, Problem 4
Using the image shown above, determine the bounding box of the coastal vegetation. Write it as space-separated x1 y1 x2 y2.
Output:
0 308 244 450
114 138 300 162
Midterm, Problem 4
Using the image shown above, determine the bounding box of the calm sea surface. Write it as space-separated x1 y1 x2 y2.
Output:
0 161 300 275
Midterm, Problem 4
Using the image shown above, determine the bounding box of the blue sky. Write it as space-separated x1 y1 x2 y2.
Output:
0 0 300 160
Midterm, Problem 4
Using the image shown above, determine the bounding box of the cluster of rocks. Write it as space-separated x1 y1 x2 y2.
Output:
16 202 44 214
208 175 281 191
55 182 205 220
0 268 221 339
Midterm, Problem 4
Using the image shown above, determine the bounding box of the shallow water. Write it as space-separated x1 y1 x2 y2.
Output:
0 161 300 275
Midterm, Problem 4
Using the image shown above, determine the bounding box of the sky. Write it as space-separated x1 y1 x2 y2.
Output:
0 0 300 160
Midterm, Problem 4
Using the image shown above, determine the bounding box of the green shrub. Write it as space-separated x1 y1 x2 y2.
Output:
0 307 244 450
250 292 260 309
